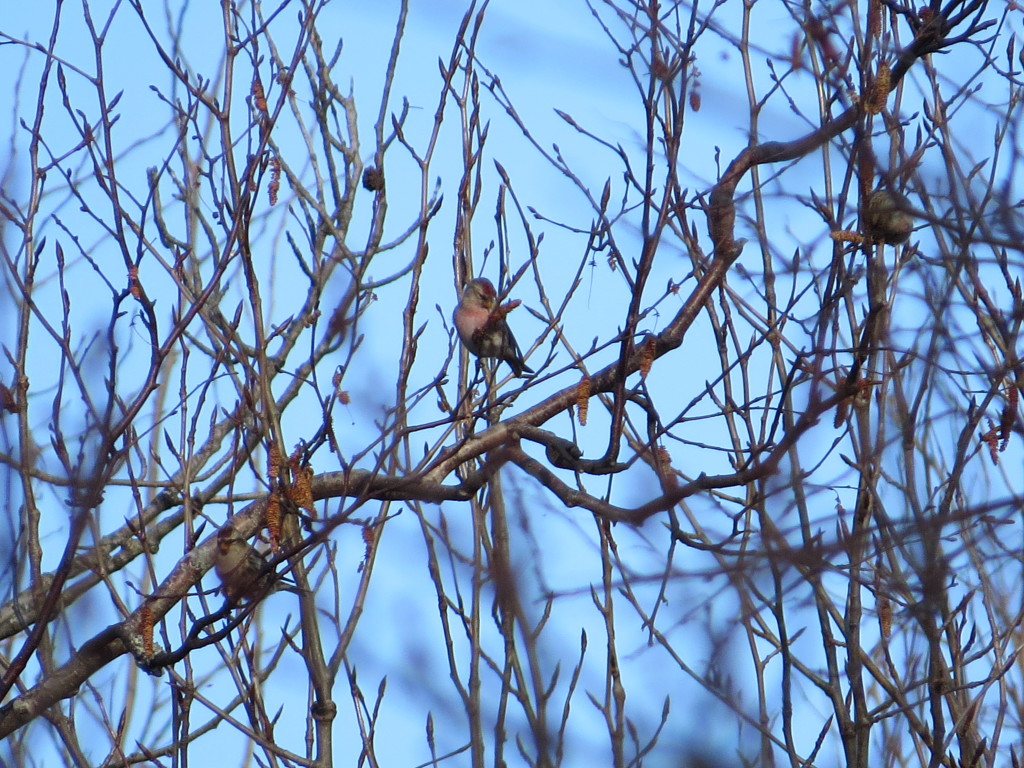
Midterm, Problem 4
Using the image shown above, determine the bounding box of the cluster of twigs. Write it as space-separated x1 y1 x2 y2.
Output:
0 0 1022 766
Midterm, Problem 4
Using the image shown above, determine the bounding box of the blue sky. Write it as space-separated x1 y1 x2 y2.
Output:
2 1 1023 766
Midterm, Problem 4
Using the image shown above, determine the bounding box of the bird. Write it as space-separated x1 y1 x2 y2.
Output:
864 189 913 244
215 533 290 603
453 277 533 377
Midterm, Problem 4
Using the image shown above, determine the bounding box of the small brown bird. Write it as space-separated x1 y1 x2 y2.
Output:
453 277 533 377
865 189 914 244
215 533 286 603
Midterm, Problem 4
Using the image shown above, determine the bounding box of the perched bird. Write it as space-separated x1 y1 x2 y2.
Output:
864 189 914 244
215 533 287 603
453 277 533 377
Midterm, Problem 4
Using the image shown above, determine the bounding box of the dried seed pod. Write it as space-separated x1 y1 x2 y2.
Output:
639 336 656 379
0 382 18 414
139 604 155 658
576 377 590 426
265 489 282 552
